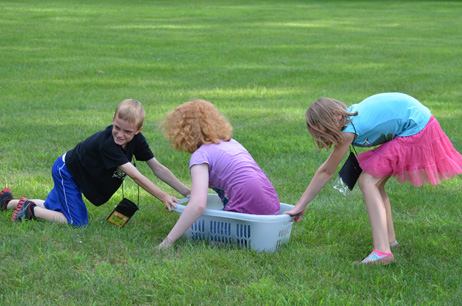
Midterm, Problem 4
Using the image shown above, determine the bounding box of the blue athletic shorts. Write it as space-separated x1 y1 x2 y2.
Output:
44 153 89 226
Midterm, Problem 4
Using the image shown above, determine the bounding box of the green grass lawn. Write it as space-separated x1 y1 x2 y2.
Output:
1 0 461 304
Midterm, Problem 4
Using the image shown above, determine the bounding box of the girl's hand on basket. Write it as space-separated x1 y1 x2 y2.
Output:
283 206 306 222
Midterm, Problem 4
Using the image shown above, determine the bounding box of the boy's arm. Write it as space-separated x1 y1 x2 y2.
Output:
118 162 179 211
145 157 191 197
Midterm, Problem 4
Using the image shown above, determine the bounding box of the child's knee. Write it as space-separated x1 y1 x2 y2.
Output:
358 173 385 192
358 173 373 191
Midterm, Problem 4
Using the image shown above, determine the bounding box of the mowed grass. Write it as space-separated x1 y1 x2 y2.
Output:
1 0 461 305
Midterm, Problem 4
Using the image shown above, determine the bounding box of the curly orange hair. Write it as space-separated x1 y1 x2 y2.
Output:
160 100 233 153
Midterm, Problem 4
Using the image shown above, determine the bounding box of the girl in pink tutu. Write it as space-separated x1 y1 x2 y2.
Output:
285 92 462 264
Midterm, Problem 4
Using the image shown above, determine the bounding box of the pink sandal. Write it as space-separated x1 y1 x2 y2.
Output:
355 250 394 265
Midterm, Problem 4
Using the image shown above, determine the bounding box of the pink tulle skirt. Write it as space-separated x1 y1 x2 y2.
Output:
357 116 462 186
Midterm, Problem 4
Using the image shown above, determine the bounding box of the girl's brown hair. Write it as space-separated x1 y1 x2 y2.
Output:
306 97 357 150
160 100 233 153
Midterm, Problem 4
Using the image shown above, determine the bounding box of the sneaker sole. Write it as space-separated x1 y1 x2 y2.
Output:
1 188 11 194
11 197 27 222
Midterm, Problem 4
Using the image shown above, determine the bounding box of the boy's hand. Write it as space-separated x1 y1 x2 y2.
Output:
182 188 192 198
283 206 306 222
161 194 179 211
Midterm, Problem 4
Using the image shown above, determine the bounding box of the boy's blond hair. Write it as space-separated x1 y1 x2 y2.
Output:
160 99 233 153
306 97 357 150
115 99 145 129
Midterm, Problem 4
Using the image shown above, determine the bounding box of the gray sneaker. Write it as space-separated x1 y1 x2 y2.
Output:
0 188 13 211
11 197 36 222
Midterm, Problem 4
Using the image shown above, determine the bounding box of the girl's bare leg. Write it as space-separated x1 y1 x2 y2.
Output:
358 173 392 253
378 179 396 244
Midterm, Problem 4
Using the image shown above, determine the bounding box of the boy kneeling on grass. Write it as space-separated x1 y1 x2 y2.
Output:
1 99 190 226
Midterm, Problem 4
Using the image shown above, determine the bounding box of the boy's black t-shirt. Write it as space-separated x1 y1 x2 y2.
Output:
65 125 155 206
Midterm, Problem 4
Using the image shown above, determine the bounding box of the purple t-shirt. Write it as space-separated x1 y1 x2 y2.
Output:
190 139 280 215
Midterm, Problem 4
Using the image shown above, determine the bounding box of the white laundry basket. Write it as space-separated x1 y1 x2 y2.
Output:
172 194 295 252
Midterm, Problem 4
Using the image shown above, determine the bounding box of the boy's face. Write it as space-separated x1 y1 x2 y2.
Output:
112 116 142 148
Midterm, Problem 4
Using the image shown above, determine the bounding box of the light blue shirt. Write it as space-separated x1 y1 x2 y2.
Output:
343 93 431 147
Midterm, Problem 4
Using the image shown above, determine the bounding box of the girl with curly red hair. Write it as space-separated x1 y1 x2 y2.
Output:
157 100 280 249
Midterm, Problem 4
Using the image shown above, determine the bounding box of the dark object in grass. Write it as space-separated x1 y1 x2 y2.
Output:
107 198 139 228
338 151 362 190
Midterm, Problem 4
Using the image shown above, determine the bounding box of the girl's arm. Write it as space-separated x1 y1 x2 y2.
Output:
157 163 209 249
119 162 178 211
285 132 355 222
145 157 191 197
